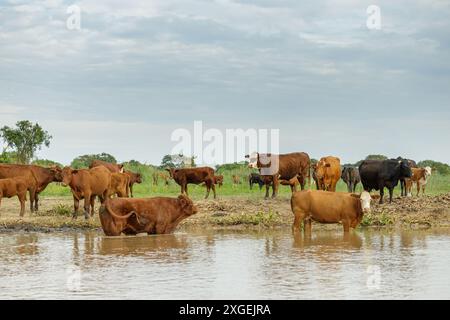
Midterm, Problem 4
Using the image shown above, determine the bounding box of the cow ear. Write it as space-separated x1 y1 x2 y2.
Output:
178 195 189 208
371 194 381 200
350 193 361 199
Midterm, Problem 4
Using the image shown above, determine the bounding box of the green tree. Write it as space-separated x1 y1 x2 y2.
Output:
0 151 18 164
71 153 117 169
160 154 195 169
0 120 52 164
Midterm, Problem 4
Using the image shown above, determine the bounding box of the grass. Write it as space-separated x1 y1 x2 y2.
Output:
209 210 283 227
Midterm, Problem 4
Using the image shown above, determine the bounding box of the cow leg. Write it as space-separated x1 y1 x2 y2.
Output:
343 220 350 233
388 188 394 203
379 188 384 204
18 193 26 217
90 195 97 217
184 185 189 197
130 184 134 198
83 193 91 220
264 183 270 200
34 193 39 211
29 188 36 213
292 213 304 233
205 182 211 199
73 196 80 219
272 176 279 198
304 218 312 235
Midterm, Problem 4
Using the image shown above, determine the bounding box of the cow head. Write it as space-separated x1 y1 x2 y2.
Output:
245 152 259 169
50 166 63 182
61 167 75 187
351 191 380 214
165 168 175 178
399 159 413 178
177 195 198 216
135 173 143 184
424 166 432 178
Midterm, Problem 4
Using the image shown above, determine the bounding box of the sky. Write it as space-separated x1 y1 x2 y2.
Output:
1 0 449 166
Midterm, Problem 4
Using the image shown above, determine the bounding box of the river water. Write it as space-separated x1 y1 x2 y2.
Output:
0 228 449 300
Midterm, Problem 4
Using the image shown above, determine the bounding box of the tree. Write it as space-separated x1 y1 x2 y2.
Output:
71 153 117 169
0 121 52 164
160 154 195 169
0 151 18 164
355 154 388 167
418 160 450 175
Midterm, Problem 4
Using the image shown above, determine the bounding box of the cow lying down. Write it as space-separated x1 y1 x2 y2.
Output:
99 195 198 236
291 190 379 234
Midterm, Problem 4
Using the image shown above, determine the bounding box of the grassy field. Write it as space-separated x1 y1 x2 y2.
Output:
40 169 450 200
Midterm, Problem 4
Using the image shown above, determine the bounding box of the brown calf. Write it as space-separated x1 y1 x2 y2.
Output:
108 173 130 198
0 177 29 217
166 167 216 199
124 170 142 198
99 195 198 236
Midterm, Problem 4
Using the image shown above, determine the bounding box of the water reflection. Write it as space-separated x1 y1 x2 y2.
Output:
0 228 449 300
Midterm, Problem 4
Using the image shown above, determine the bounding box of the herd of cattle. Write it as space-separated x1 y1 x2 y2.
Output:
0 152 434 235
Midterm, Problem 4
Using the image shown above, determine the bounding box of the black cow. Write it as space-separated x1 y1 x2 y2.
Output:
248 173 264 190
396 157 418 197
341 166 361 193
359 159 412 204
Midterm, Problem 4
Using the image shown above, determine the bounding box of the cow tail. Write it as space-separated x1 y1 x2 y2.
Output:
104 199 137 220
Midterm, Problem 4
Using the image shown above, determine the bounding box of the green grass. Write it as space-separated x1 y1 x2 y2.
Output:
39 170 450 200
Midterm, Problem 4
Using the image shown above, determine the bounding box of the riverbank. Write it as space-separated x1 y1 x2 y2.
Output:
0 194 449 233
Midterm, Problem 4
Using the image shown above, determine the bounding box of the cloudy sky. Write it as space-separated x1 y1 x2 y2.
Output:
1 0 449 166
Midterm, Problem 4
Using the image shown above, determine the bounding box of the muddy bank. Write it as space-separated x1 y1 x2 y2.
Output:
0 194 449 233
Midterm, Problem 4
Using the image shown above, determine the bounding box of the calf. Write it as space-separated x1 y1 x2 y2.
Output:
405 167 432 197
108 173 130 198
232 175 241 185
213 175 224 187
291 190 378 234
246 152 311 199
0 177 28 217
166 167 216 199
90 160 124 173
359 159 412 204
99 195 198 236
124 170 142 198
341 166 361 193
61 166 112 219
249 173 264 190
0 164 38 213
396 157 418 197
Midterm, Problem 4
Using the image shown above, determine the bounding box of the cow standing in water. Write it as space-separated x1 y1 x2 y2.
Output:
246 152 311 199
359 159 412 204
291 190 378 234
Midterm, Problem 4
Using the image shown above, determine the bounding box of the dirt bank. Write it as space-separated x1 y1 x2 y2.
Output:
0 194 449 233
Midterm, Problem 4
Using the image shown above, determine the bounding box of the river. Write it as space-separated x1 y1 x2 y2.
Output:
0 228 449 300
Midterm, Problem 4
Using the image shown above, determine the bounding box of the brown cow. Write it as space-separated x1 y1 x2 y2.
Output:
313 156 341 192
89 160 124 173
124 170 142 198
0 177 28 217
405 167 432 197
0 164 38 212
108 173 130 198
280 177 300 191
246 152 311 199
99 195 198 236
291 190 378 234
61 166 112 219
166 167 216 199
232 175 242 185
